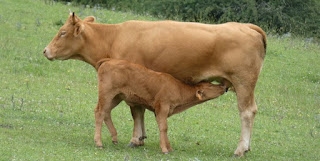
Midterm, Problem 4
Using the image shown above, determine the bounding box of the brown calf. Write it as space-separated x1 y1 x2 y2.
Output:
94 58 226 153
44 12 266 156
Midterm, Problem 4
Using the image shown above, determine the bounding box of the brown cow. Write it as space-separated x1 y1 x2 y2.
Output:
43 12 266 157
95 58 227 153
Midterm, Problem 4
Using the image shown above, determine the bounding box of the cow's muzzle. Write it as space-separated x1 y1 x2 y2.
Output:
43 47 54 61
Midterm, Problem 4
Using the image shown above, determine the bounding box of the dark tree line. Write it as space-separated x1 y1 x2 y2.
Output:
60 0 320 38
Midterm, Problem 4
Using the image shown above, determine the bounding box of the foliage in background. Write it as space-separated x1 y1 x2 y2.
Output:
59 0 320 39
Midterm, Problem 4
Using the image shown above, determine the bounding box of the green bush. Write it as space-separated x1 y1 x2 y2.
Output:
61 0 320 38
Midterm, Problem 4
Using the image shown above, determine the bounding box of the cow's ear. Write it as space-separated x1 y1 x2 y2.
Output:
196 90 203 100
83 16 95 23
74 23 84 37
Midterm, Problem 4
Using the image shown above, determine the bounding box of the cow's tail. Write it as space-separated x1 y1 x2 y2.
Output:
95 58 111 70
247 24 267 59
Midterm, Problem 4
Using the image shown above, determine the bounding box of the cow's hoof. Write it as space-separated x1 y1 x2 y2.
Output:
112 141 118 145
233 154 241 158
139 136 147 141
233 148 250 157
128 142 139 148
163 152 169 155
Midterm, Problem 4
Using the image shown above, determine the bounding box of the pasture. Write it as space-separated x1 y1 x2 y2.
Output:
0 0 319 160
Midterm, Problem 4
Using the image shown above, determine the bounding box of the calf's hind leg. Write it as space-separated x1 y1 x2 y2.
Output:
104 97 122 144
94 95 121 147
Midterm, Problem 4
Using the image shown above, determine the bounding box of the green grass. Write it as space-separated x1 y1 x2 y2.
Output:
0 0 319 160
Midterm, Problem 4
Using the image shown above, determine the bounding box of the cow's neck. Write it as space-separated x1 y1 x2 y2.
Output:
77 23 120 70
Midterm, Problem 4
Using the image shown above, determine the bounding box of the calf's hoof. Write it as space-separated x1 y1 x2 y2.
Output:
128 142 139 148
112 141 118 145
95 141 103 148
162 149 171 154
96 145 103 149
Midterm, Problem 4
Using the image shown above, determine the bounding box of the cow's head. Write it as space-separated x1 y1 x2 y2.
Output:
43 12 95 61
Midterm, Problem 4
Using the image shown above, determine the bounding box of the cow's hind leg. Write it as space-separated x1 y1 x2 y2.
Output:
129 106 147 147
233 83 257 157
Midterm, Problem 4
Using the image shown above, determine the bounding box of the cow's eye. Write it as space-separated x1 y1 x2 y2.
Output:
60 31 67 37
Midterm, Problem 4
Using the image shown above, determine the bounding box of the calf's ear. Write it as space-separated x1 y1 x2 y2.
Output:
83 16 95 23
196 90 203 100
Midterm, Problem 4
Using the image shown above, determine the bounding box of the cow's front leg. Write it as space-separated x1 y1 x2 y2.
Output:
129 106 147 147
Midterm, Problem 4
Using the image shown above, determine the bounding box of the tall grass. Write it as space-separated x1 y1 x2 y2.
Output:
0 0 319 160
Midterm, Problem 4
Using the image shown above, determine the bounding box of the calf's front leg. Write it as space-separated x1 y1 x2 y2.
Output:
155 105 172 154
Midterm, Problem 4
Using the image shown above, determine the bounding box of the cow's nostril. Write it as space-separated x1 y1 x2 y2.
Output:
43 49 46 54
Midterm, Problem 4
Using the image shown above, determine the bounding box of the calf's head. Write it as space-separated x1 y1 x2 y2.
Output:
43 12 95 61
195 82 226 101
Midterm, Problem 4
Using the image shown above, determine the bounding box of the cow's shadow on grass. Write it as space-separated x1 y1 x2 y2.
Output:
88 136 236 158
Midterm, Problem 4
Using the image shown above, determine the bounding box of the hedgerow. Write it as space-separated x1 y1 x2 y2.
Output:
60 0 320 38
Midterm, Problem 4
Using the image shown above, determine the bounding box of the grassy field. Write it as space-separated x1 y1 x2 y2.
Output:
0 0 319 160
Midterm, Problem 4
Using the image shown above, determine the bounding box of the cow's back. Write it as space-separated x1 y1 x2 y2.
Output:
110 21 265 84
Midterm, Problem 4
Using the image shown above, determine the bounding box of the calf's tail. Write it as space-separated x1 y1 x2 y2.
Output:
95 58 111 70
